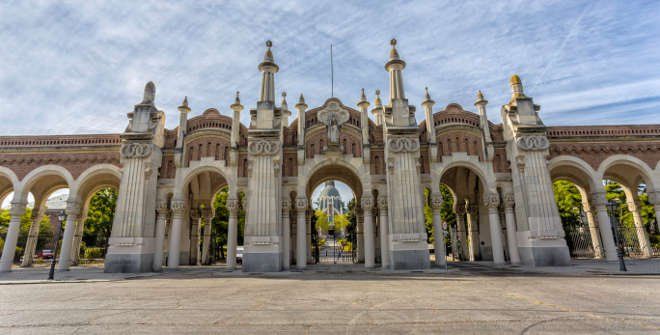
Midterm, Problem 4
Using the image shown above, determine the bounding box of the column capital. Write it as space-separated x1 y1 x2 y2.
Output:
226 197 240 214
361 195 374 210
295 197 308 211
484 192 500 209
281 199 291 212
170 199 186 214
9 201 27 217
378 196 388 211
156 200 170 214
65 200 81 217
590 191 607 207
503 192 515 209
430 193 443 210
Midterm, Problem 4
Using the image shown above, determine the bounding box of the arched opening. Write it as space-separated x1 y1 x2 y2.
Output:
436 165 498 262
601 159 659 258
209 187 246 265
423 184 455 263
176 168 244 267
303 163 365 267
549 162 603 259
311 180 356 264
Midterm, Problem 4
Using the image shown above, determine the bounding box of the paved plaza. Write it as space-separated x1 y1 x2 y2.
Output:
1 261 659 334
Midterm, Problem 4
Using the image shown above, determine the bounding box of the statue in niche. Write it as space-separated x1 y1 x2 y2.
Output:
318 102 349 145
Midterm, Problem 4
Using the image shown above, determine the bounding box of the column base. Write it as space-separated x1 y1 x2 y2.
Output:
517 233 571 266
388 239 430 270
104 237 156 273
242 252 281 272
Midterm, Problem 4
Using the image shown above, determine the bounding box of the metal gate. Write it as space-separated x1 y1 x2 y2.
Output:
316 228 357 264
563 210 597 258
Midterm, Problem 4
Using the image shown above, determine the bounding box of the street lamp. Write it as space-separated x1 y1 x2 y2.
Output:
48 210 66 280
606 199 627 272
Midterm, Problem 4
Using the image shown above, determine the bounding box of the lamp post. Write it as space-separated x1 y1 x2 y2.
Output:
48 210 66 280
606 199 627 272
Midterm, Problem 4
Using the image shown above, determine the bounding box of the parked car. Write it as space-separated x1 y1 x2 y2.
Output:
236 246 244 264
38 249 54 259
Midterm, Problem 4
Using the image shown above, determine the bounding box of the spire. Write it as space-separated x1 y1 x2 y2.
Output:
374 89 382 107
295 93 307 109
258 40 279 103
178 96 190 111
509 74 526 101
281 91 288 110
230 91 243 110
384 39 406 101
357 88 369 108
475 90 487 105
422 86 434 105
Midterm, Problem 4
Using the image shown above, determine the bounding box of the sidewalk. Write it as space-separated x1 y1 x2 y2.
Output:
0 264 159 284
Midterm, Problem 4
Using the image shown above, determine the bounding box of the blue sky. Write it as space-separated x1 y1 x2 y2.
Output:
1 0 659 137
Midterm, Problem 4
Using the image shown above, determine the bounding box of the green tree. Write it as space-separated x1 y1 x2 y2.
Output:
211 188 245 261
552 180 582 229
83 188 118 256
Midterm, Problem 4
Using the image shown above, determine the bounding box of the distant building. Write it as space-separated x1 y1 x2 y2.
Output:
316 181 345 222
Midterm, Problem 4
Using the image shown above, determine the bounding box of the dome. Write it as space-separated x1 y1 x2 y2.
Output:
319 181 341 198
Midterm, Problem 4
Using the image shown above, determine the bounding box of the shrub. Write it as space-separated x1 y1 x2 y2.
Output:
83 247 104 259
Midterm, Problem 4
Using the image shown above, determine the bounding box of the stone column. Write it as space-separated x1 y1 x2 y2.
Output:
356 208 365 262
190 208 201 265
485 192 505 264
503 193 521 264
58 200 81 271
0 201 27 272
430 193 446 267
21 208 44 267
200 207 213 265
167 199 186 268
226 197 239 269
454 204 467 260
449 223 458 261
70 213 86 266
591 192 617 261
362 195 375 268
306 210 312 263
153 200 169 271
581 200 603 259
628 198 652 258
378 196 390 269
295 197 307 269
466 204 478 262
649 192 660 237
281 199 291 270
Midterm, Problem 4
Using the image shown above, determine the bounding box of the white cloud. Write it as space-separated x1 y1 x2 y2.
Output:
1 0 659 135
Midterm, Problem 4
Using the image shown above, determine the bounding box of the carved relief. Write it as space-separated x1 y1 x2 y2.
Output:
484 192 500 209
121 143 153 158
388 137 420 153
430 193 443 210
515 135 549 151
248 139 280 156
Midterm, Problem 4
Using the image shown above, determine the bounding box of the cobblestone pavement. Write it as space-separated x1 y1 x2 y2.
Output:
1 263 659 334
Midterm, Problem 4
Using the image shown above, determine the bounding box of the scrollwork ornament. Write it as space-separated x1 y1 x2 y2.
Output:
377 196 388 210
515 135 550 151
387 137 420 153
248 139 280 156
170 199 186 214
121 142 153 158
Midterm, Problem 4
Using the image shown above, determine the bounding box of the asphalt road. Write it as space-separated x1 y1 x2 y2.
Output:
1 265 659 334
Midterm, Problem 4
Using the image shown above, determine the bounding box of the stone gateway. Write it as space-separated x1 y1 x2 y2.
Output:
1 40 659 273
